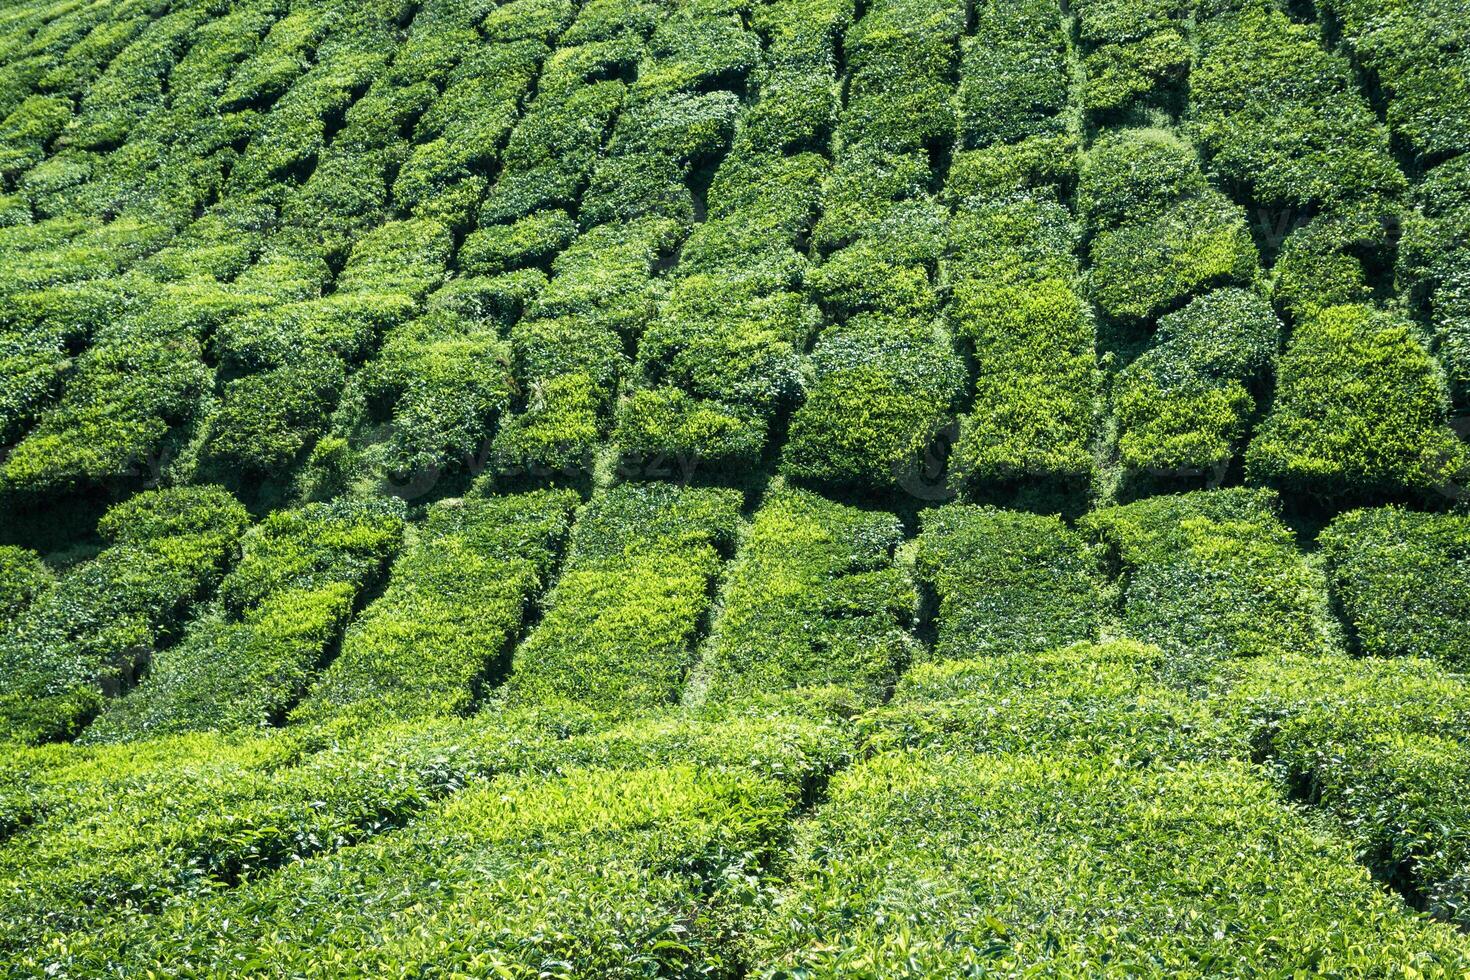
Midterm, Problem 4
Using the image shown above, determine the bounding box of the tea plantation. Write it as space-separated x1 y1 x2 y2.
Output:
3 0 1470 974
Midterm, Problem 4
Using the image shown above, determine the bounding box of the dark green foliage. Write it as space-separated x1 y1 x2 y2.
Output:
1189 2 1406 213
357 307 517 477
0 487 249 744
944 134 1079 202
944 192 1097 493
1245 304 1468 502
1400 157 1470 398
915 505 1103 661
1315 0 1470 162
957 0 1067 149
837 0 964 154
205 360 344 476
1074 0 1189 115
83 497 406 742
783 316 963 490
696 484 916 706
1115 288 1279 478
0 545 51 627
505 483 741 713
1214 653 1470 928
292 490 578 729
1272 209 1393 323
1081 129 1259 323
1320 507 1470 666
459 210 577 276
1081 489 1337 668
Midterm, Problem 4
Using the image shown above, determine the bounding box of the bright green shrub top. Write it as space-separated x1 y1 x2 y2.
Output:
1115 287 1279 476
506 483 741 713
1320 507 1470 666
697 484 916 705
1081 489 1337 667
0 546 50 627
81 497 406 742
755 750 1470 976
1245 304 1468 502
914 505 1103 660
1214 653 1470 928
292 490 579 729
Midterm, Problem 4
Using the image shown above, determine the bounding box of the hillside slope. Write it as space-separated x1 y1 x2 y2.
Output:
3 0 1470 974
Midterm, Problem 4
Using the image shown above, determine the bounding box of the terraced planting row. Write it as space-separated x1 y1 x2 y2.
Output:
4 0 1470 974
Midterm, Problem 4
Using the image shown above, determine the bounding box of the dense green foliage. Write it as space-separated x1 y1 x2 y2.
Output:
3 0 1470 972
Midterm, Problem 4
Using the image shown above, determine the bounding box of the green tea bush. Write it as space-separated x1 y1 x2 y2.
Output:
783 316 962 490
696 484 916 706
1314 0 1470 163
27 764 796 977
957 0 1066 149
864 640 1217 763
1080 129 1259 323
478 79 627 223
837 0 964 154
914 505 1103 660
0 707 847 958
506 483 741 712
944 192 1097 494
292 490 579 728
0 545 50 627
754 751 1470 975
944 134 1079 202
1088 193 1259 323
1081 488 1336 667
1319 507 1470 666
1214 653 1470 927
1245 304 1469 502
1271 208 1392 324
459 209 577 276
355 308 517 477
0 486 249 744
1189 1 1406 213
83 497 405 742
1073 0 1189 116
1399 156 1470 398
1115 288 1279 478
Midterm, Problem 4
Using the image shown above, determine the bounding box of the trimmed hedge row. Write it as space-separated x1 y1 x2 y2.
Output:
755 750 1470 974
1080 488 1337 667
505 482 741 713
1400 156 1470 401
838 0 963 155
957 0 1066 149
80 496 405 743
1114 287 1279 479
610 0 842 472
1073 0 1189 117
695 484 916 706
0 486 249 744
863 640 1217 763
1314 0 1470 164
1189 0 1406 214
914 504 1103 661
291 489 578 729
1214 653 1470 929
491 217 682 478
943 191 1097 495
1319 506 1470 667
0 706 848 959
1081 128 1259 324
1244 303 1468 503
27 764 793 976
